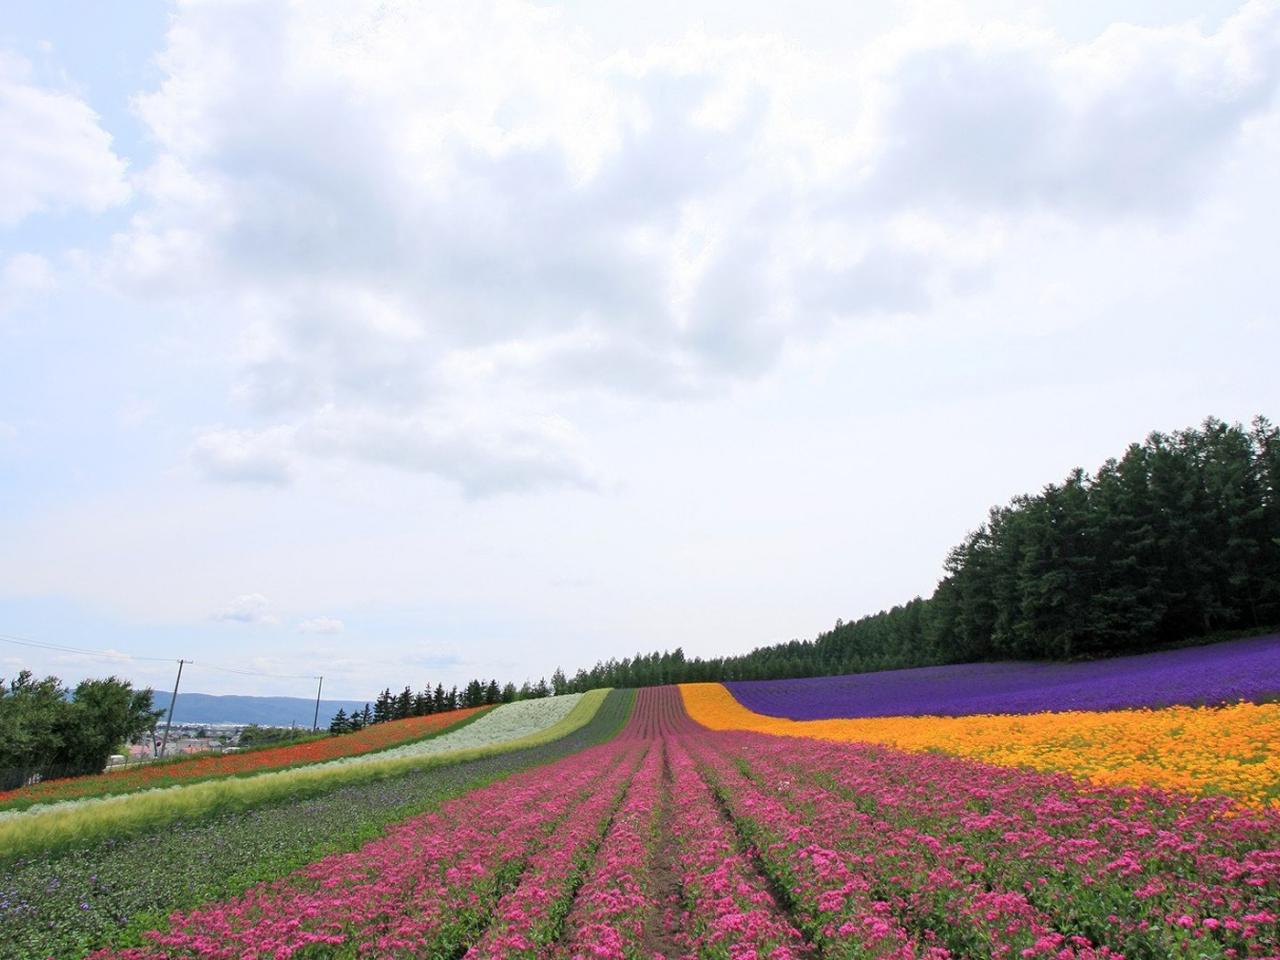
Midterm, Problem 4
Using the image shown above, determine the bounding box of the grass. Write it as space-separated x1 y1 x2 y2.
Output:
0 689 612 861
0 690 637 960
0 707 495 814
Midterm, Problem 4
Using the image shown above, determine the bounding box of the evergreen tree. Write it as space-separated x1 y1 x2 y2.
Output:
328 708 350 735
372 689 392 724
550 668 568 695
335 418 1273 701
543 416 1280 687
413 688 431 716
1253 417 1280 624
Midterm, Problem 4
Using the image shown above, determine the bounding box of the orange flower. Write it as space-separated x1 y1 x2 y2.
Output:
0 707 485 809
679 683 1280 806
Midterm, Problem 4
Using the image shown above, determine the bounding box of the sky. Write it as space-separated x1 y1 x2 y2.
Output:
1 0 1277 701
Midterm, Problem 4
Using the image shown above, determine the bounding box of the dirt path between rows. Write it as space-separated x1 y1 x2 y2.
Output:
695 747 820 959
639 739 685 959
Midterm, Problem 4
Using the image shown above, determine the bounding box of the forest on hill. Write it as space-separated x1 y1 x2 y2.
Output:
556 416 1280 688
12 417 1274 718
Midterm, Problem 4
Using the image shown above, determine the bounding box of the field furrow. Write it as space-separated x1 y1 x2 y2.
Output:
5 681 1278 960
683 683 1280 805
0 707 490 814
0 690 635 960
91 742 633 958
464 744 646 958
684 730 1279 959
665 733 813 959
551 738 666 959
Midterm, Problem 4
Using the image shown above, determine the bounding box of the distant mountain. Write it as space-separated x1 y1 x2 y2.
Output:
150 691 371 727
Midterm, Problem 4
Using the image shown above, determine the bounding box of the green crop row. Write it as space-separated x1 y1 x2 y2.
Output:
1 689 636 960
0 706 494 814
0 689 611 861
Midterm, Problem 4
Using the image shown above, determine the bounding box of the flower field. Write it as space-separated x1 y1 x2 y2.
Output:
0 707 488 814
0 691 609 855
0 695 588 822
313 691 586 768
5 639 1279 960
725 633 1280 719
40 684 1274 960
0 691 634 960
686 684 1280 805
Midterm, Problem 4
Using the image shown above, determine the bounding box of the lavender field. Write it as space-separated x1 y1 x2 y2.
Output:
726 633 1280 719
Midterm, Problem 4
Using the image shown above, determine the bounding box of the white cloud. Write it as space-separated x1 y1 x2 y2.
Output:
0 51 130 227
116 398 155 430
49 648 135 669
99 0 1280 496
298 405 597 496
2 1 1278 700
1 252 56 317
2 252 55 291
298 616 344 634
861 5 1280 217
212 593 277 624
190 426 296 486
191 405 596 496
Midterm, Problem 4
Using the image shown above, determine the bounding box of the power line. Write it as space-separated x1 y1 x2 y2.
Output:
0 632 178 663
196 661 320 681
1 628 476 690
0 632 317 682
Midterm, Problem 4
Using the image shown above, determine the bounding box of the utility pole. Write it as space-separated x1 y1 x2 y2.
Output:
159 658 186 758
312 675 324 732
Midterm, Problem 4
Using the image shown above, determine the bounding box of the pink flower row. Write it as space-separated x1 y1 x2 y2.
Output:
550 741 666 960
92 742 635 959
464 745 646 958
663 736 810 959
682 729 1280 959
85 686 1280 960
686 735 1099 958
755 734 1280 957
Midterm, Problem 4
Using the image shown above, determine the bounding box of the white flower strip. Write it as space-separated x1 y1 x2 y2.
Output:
0 694 584 822
317 693 584 768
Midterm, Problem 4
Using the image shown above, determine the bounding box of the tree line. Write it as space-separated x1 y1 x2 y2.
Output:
327 675 565 734
0 672 160 790
10 416 1276 773
547 416 1280 686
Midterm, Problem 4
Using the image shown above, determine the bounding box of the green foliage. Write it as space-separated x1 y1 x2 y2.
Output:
0 690 635 960
0 672 160 790
0 673 65 786
0 689 613 861
328 708 350 735
236 724 320 748
926 416 1280 663
0 704 494 816
555 416 1280 687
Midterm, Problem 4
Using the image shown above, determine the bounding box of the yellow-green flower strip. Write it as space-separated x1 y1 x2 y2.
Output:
680 682 1280 806
0 689 611 861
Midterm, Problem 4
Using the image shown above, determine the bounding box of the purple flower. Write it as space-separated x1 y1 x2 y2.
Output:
727 633 1280 718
